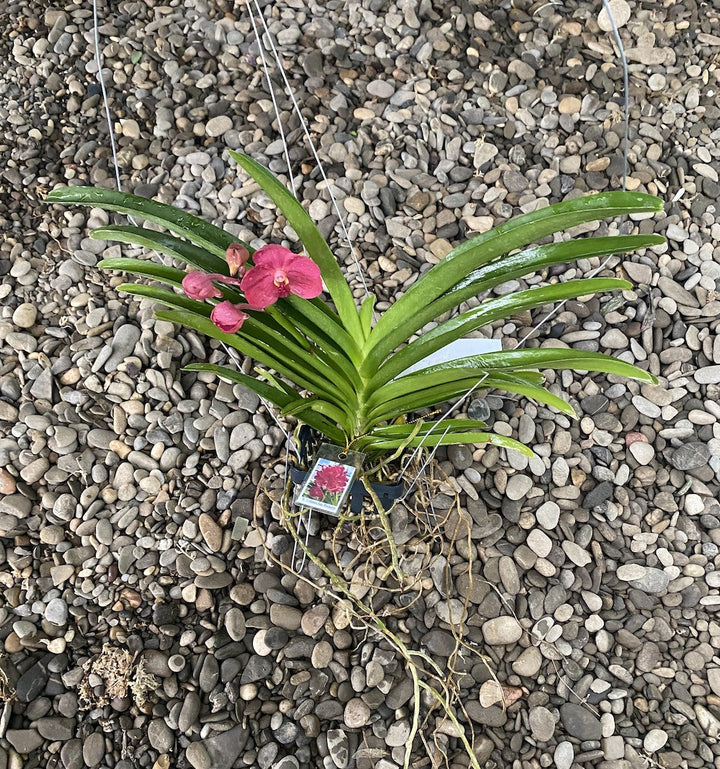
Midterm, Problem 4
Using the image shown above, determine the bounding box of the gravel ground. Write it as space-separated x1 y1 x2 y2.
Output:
2 0 720 768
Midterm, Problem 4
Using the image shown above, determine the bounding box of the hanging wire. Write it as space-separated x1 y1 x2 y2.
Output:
602 0 630 193
244 3 297 198
244 0 374 305
90 0 300 458
397 0 633 488
91 0 125 199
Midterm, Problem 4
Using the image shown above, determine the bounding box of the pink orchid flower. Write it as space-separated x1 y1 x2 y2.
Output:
225 243 250 276
240 245 322 308
210 301 250 333
182 243 250 300
182 271 243 300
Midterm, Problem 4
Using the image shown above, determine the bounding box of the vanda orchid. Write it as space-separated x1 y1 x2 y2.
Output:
46 150 665 462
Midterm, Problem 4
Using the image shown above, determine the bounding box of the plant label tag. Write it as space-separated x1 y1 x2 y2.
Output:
295 444 365 517
398 338 503 377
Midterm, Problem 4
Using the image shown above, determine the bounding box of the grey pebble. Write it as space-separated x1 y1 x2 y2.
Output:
554 741 574 769
44 598 68 625
178 691 201 732
186 742 211 769
35 717 75 741
6 728 43 754
669 442 711 471
560 703 602 740
482 616 523 645
629 567 670 594
82 732 105 767
367 79 395 99
529 706 556 742
103 325 141 372
148 719 174 752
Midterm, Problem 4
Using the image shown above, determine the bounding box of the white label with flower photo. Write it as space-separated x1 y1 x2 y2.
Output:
295 458 358 516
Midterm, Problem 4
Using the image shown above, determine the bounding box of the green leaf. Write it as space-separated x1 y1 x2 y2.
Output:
92 225 230 273
365 192 664 356
183 363 345 443
368 278 632 385
46 186 239 258
367 348 656 411
155 308 354 421
359 294 376 341
117 282 212 316
365 234 664 368
228 151 363 341
358 425 533 456
362 372 547 426
98 257 186 287
284 295 362 365
484 373 576 417
368 418 488 437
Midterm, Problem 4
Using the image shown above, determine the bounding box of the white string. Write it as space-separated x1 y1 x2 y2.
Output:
92 0 125 199
398 0 632 485
91 0 300 457
245 0 374 304
602 0 630 193
244 1 297 199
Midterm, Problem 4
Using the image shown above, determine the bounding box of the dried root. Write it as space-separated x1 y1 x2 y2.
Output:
77 644 159 710
252 457 506 769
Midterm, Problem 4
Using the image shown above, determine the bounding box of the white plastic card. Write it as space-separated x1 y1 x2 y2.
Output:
295 444 364 517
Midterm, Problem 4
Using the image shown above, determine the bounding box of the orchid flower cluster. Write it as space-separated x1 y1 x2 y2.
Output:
182 243 322 333
46 151 664 461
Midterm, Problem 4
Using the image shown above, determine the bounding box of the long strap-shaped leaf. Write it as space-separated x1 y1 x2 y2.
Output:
356 425 533 456
368 418 489 437
365 191 663 355
285 295 363 366
157 307 352 411
118 282 214 316
369 278 631 385
481 373 576 417
364 234 664 369
92 225 230 273
364 370 544 422
46 187 239 258
367 348 656 411
98 257 186 287
183 363 345 443
362 372 574 426
228 151 363 342
439 235 664 312
119 283 353 407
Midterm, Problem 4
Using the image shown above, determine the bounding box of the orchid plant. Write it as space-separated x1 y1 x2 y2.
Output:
46 152 665 465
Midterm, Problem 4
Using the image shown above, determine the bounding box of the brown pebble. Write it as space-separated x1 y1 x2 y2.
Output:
558 96 582 114
300 714 320 738
199 513 223 552
120 588 142 609
109 440 131 459
4 632 22 653
0 469 16 495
